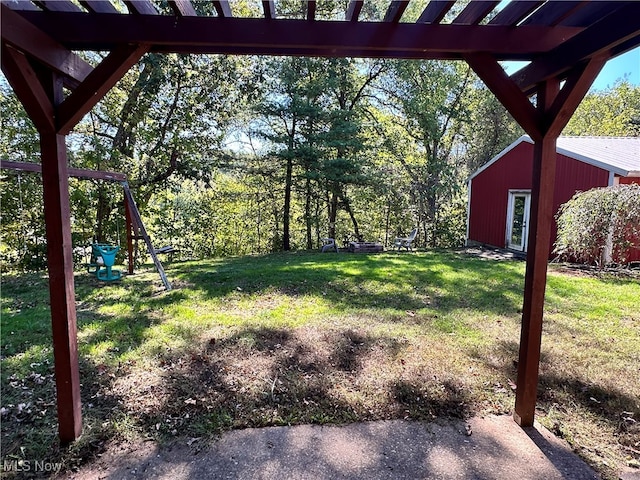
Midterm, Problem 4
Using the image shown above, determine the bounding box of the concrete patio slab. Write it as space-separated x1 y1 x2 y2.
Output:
62 415 601 480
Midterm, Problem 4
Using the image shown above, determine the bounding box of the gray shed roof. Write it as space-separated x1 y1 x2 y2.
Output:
470 135 640 180
555 136 640 176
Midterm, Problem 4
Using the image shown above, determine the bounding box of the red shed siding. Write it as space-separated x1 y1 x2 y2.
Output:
469 142 534 249
618 177 640 261
618 176 640 185
468 140 611 256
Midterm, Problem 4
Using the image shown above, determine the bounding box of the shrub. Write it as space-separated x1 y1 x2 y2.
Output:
554 184 640 266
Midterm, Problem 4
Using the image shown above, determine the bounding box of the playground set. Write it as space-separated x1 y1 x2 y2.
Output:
1 159 171 290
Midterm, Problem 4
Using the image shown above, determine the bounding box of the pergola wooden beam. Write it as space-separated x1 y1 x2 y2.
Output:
466 48 608 426
560 2 623 27
488 1 543 27
514 3 640 92
17 13 583 59
545 55 607 138
418 1 455 24
0 5 93 86
346 0 363 22
15 62 85 442
34 0 82 13
306 1 316 21
213 0 231 18
452 1 499 25
1 0 40 11
79 0 119 14
384 1 409 23
3 16 84 438
1 12 151 440
514 126 558 427
262 1 275 20
124 0 158 16
521 1 586 26
41 127 83 443
168 0 196 17
464 52 540 140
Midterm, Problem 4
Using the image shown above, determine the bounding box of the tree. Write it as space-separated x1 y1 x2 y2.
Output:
72 52 253 249
462 85 522 174
379 60 473 247
563 81 640 137
255 57 333 250
320 58 384 243
555 184 640 266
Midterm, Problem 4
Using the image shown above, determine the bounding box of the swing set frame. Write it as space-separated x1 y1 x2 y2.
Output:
1 159 171 290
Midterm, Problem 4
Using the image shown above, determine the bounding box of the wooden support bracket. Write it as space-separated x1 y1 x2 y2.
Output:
1 44 55 132
1 4 93 89
57 44 150 134
464 52 541 140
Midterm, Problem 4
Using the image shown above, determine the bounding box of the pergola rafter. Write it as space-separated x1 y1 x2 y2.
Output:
515 3 640 93
345 0 362 22
2 0 639 444
418 1 455 24
452 0 499 25
168 0 196 17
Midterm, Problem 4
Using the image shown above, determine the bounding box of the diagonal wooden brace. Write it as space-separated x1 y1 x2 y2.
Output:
1 44 55 132
464 52 541 140
57 44 150 134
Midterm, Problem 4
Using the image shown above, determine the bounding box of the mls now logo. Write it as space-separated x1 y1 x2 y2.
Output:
2 459 62 473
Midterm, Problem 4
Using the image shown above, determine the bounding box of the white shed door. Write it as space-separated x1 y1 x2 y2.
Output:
506 191 531 252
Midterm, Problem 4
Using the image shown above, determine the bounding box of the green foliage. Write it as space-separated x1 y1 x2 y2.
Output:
147 172 278 258
462 86 523 173
3 55 638 266
380 60 473 247
253 57 381 248
555 184 640 265
563 81 640 136
0 78 39 161
0 172 46 270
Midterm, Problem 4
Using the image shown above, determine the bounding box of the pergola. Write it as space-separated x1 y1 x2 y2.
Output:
2 0 639 444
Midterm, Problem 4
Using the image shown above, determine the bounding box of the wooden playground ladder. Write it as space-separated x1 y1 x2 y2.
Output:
122 181 172 291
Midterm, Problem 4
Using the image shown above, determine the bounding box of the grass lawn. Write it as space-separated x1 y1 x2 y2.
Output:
1 250 639 478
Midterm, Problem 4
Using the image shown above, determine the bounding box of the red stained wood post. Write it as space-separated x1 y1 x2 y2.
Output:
514 80 559 427
40 129 83 442
467 54 605 427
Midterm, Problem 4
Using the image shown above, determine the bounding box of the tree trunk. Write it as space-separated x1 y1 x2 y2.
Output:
328 189 338 239
305 176 313 249
256 192 262 254
385 199 391 246
341 194 362 241
283 156 293 251
314 193 322 248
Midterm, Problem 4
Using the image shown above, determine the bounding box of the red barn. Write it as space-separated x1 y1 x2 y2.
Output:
466 136 640 262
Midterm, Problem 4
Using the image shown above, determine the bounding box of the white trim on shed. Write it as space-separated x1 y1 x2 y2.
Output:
468 135 640 182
